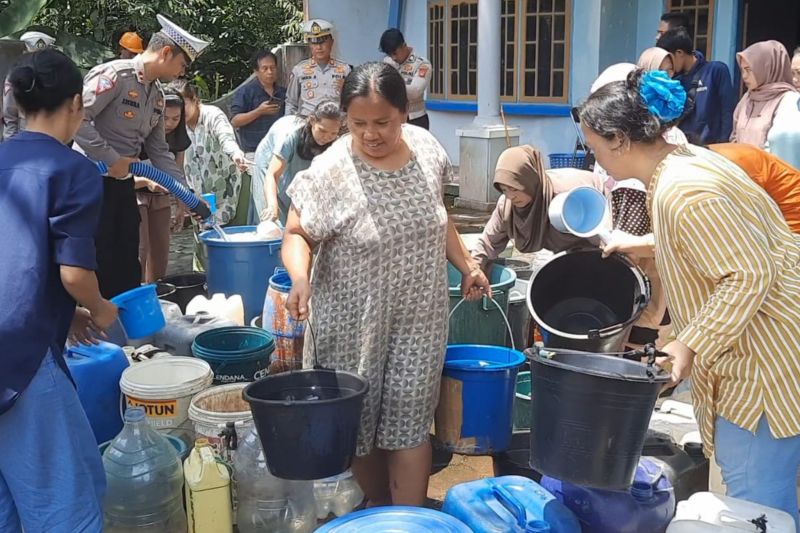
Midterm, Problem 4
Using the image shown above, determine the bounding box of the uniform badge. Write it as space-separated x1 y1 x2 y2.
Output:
402 63 413 73
305 81 313 89
335 66 345 74
127 90 139 99
306 90 315 99
96 75 116 95
418 65 430 78
123 110 136 119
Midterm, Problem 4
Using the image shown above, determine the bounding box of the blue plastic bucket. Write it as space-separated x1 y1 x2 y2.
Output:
548 187 607 238
192 326 275 384
316 506 472 532
434 345 525 454
110 284 166 339
200 225 282 322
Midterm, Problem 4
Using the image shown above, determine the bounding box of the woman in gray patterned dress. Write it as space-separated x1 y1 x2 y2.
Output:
283 62 491 507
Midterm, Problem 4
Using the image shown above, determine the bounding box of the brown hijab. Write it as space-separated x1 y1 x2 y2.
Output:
732 40 798 147
493 145 600 253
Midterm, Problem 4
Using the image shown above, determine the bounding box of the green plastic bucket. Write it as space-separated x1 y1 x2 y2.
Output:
513 371 532 430
192 327 275 384
447 263 516 346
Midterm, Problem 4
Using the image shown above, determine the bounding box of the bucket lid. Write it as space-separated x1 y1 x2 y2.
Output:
120 356 213 399
315 507 471 532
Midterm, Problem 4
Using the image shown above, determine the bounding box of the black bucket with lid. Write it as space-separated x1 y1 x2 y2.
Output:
527 249 649 352
526 346 669 490
243 368 368 480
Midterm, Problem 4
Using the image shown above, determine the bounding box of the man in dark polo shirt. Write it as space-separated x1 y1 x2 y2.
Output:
231 49 286 156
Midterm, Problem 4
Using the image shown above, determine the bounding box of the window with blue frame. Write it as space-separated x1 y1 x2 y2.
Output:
427 0 572 103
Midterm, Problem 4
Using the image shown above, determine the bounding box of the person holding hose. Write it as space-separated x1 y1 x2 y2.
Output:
73 14 211 298
283 62 491 507
0 49 118 532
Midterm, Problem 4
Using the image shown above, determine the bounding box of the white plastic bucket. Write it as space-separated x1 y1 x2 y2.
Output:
668 492 795 532
120 356 213 442
548 186 611 240
188 383 254 452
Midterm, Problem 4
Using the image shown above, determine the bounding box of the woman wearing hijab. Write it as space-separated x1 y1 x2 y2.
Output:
732 41 800 152
471 145 604 269
638 47 675 77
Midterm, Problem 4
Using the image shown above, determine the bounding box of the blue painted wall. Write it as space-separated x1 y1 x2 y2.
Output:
307 0 390 65
599 0 640 69
636 0 664 55
711 0 740 76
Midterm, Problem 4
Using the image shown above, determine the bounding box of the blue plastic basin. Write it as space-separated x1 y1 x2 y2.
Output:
316 506 472 532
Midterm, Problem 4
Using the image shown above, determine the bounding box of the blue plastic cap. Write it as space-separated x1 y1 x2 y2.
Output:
124 406 146 423
526 521 551 533
630 480 654 502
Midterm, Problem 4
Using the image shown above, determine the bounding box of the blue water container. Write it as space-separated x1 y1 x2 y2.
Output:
64 341 129 443
434 345 525 454
200 225 282 322
442 475 581 532
540 458 675 533
316 506 472 532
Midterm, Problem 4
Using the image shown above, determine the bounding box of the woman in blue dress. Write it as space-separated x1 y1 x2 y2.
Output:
0 49 118 532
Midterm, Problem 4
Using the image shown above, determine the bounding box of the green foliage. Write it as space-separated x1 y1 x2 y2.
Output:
0 0 49 39
0 0 303 100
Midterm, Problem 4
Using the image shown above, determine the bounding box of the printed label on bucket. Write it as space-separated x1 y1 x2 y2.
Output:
126 397 178 426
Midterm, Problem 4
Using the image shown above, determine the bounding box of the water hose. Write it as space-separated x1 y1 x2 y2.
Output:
93 160 211 219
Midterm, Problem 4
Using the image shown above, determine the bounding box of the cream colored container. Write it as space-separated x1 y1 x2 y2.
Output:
184 439 233 533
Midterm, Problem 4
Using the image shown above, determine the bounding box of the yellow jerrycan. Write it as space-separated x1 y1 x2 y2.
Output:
184 438 233 533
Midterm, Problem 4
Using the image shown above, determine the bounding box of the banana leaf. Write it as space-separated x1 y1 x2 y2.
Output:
0 0 49 39
55 32 114 70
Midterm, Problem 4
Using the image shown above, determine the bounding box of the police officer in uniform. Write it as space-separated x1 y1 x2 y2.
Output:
286 19 351 118
73 14 211 298
2 31 56 140
380 28 432 130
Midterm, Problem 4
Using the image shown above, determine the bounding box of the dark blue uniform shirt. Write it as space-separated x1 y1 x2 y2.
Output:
230 78 286 152
0 131 102 414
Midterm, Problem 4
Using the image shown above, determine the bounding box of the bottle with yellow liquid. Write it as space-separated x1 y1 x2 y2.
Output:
185 438 233 533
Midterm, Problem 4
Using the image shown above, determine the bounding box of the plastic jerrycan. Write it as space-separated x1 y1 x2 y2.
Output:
185 438 233 533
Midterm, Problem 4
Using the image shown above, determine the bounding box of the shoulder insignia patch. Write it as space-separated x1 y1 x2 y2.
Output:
418 65 429 78
96 75 116 96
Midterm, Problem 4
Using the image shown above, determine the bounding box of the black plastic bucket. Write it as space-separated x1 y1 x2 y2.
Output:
155 282 176 300
243 369 368 480
527 346 669 490
527 249 649 352
492 431 542 481
159 273 207 313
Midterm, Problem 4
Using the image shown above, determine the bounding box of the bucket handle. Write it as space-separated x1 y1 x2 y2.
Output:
449 296 516 351
490 482 528 528
718 511 768 533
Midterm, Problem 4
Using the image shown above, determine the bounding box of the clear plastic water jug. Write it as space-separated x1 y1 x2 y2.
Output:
233 426 316 533
102 407 187 532
314 471 364 519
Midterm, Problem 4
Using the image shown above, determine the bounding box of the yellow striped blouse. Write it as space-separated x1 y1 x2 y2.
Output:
648 144 800 455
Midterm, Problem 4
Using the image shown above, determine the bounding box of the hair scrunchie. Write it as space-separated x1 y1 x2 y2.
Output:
638 70 686 123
